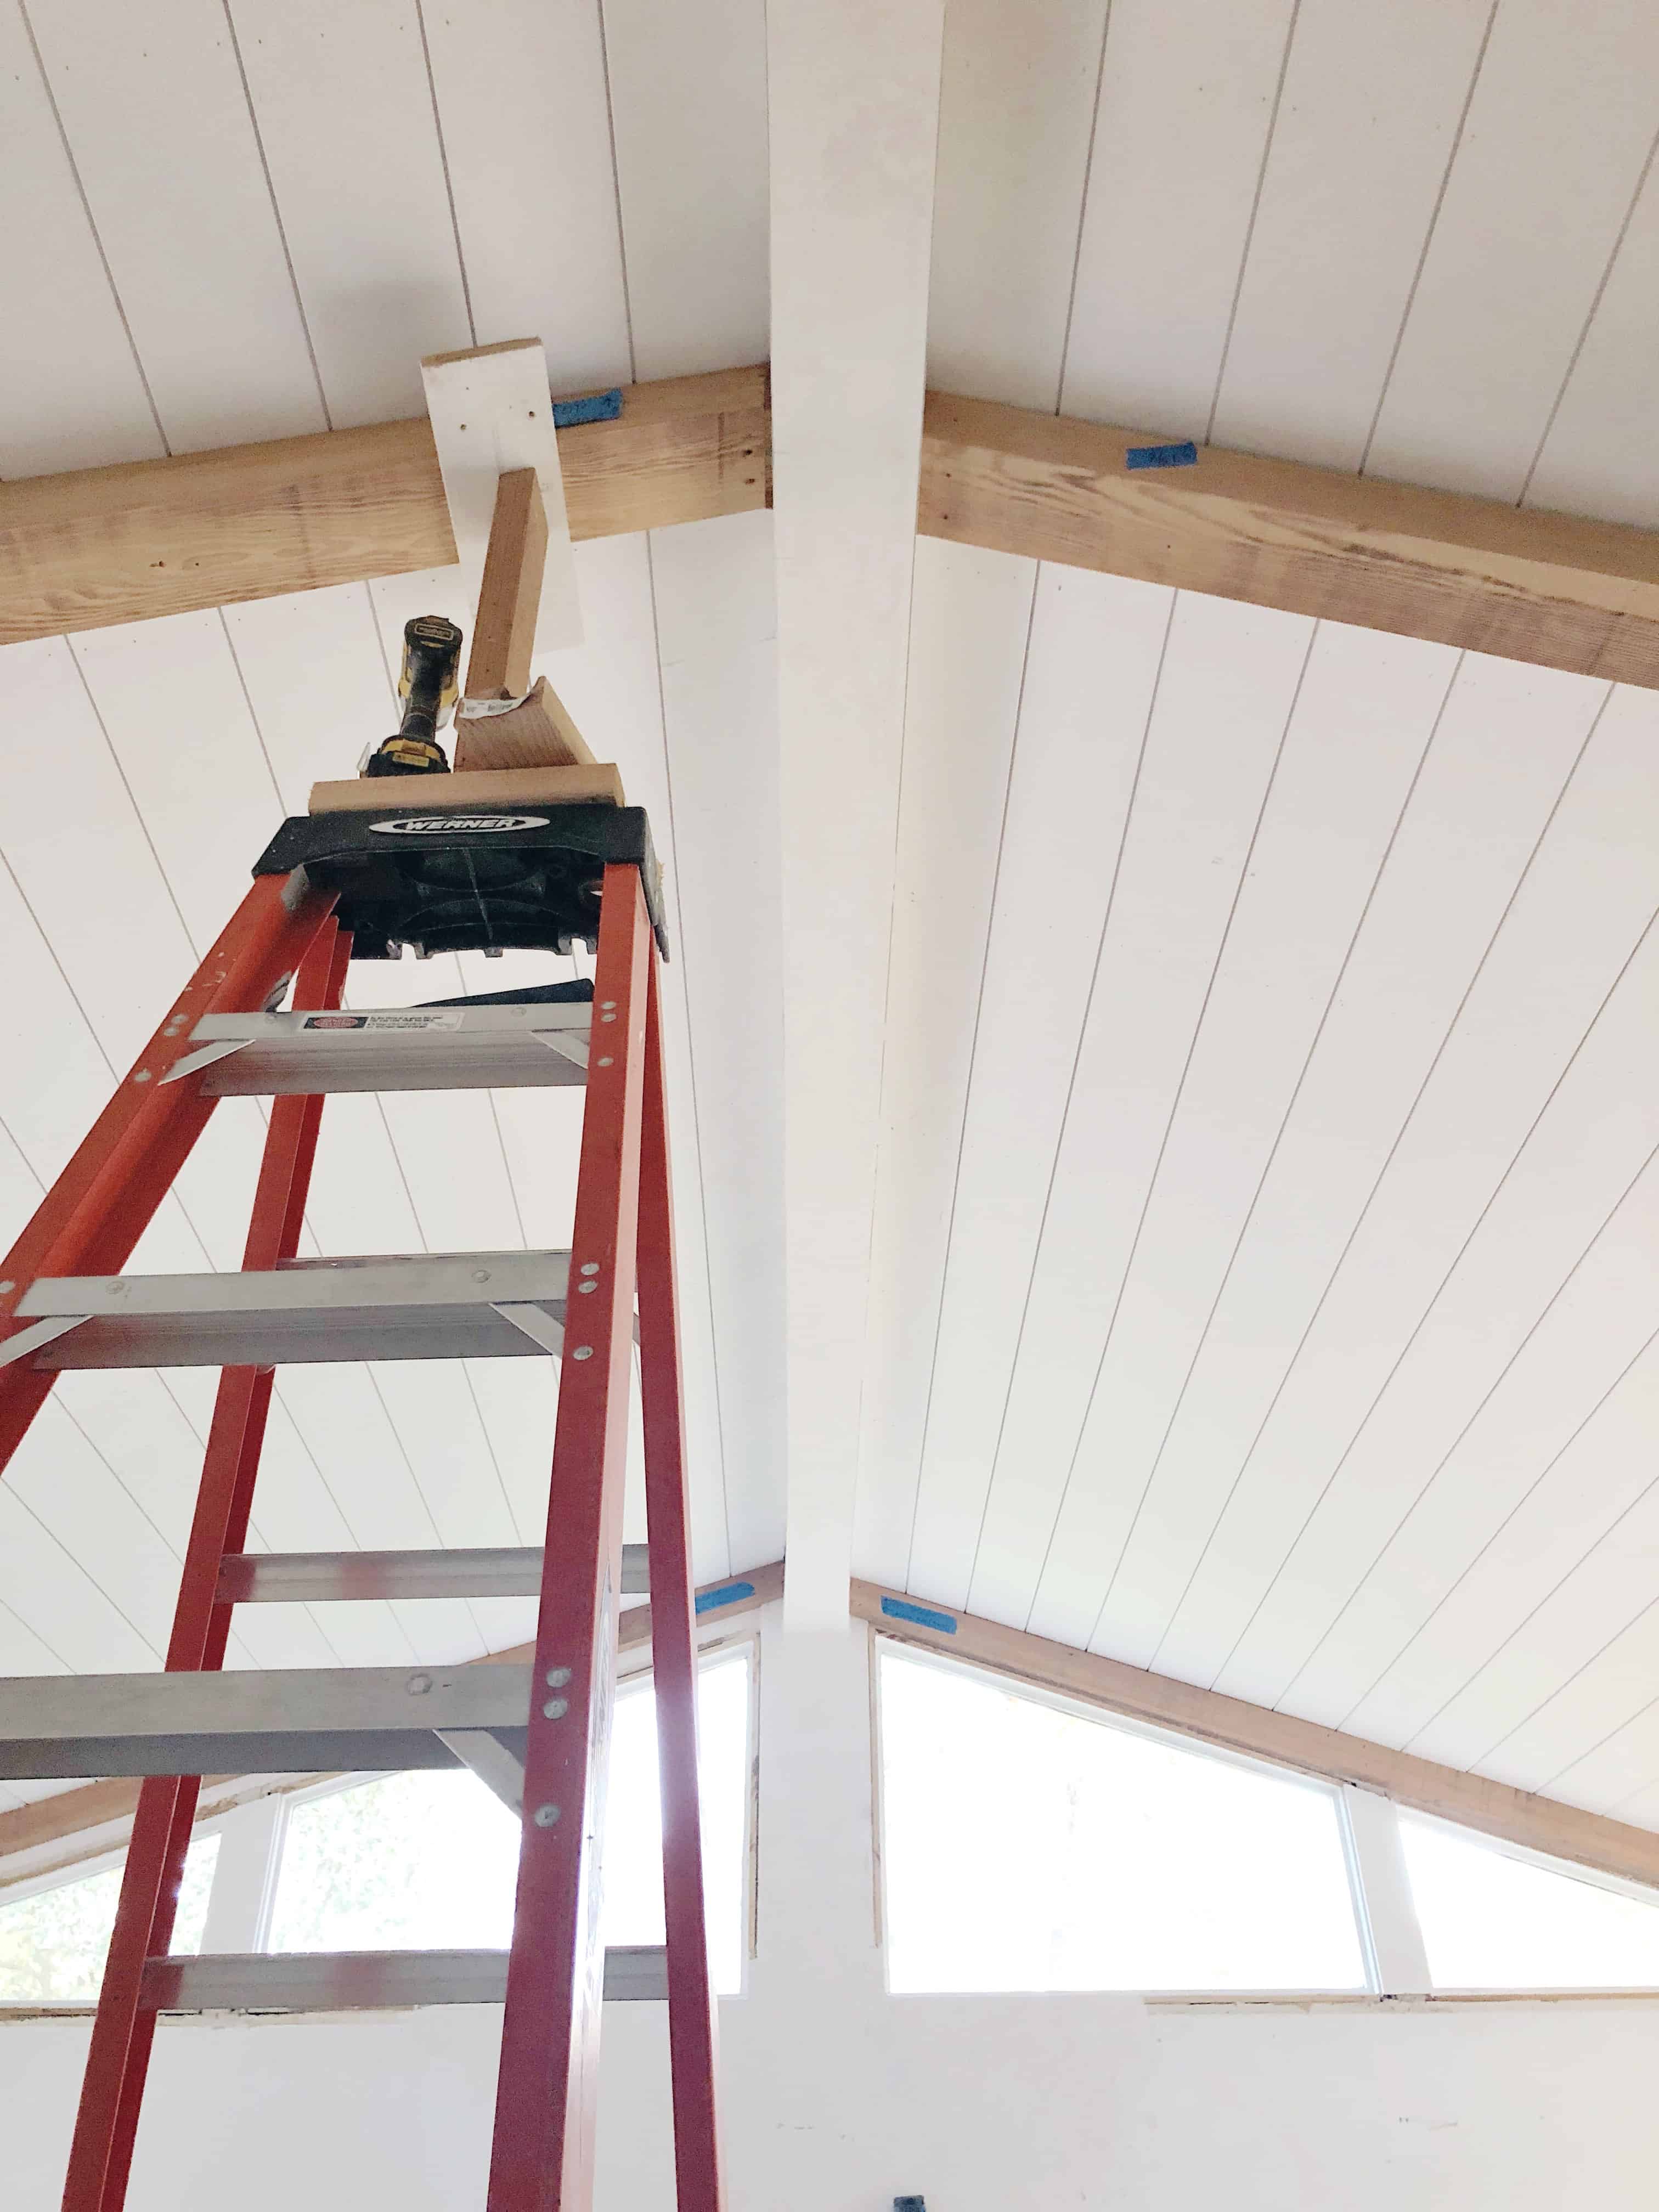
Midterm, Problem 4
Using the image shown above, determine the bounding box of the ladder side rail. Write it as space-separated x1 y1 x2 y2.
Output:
62 921 348 2212
637 946 727 2212
0 872 337 1474
487 867 652 2212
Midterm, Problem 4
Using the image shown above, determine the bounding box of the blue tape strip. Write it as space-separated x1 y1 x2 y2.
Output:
552 387 624 428
1125 440 1198 471
695 1578 755 1615
881 1596 957 1635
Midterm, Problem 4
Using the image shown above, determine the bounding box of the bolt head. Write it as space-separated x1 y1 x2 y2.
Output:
546 1667 572 1688
577 1280 596 1294
407 1672 432 1695
132 1069 152 1084
533 1803 561 1827
579 1262 600 1276
571 1345 593 1361
597 1055 614 1066
472 1269 491 1283
543 1697 569 1720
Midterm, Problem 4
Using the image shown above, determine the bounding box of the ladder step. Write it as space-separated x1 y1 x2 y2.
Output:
0 1662 531 1781
138 1945 668 2012
218 1542 650 1604
3 1250 573 1370
162 1003 591 1096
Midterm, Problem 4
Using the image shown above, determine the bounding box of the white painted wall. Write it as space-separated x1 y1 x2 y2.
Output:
9 1610 1659 2208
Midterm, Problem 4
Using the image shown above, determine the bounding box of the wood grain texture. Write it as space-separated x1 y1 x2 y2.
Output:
465 469 549 701
0 365 770 645
454 678 597 772
851 1578 1659 1889
919 391 1659 687
307 763 624 814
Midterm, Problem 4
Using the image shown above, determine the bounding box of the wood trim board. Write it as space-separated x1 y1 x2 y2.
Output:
851 1578 1659 1891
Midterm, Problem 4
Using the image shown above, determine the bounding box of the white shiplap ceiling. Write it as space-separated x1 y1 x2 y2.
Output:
2 0 1659 1834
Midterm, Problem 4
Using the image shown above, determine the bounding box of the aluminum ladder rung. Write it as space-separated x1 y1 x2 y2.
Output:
2 1249 574 1370
162 1003 591 1096
0 1662 532 1781
138 1946 668 2013
218 1542 650 1605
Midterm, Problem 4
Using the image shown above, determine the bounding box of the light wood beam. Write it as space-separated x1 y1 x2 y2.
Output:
0 364 770 646
851 1578 1659 1891
464 467 548 701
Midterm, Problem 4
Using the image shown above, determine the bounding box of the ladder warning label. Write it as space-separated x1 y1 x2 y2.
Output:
302 1012 465 1032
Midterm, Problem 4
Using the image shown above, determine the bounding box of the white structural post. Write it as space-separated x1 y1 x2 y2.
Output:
199 1794 287 1955
1342 1785 1432 1995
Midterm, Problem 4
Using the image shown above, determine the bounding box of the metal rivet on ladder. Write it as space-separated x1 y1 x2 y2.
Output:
546 1667 572 1688
577 1282 596 1295
407 1672 432 1695
579 1262 599 1276
571 1345 593 1360
597 1056 614 1066
132 1070 152 1084
543 1698 569 1719
533 1803 561 1827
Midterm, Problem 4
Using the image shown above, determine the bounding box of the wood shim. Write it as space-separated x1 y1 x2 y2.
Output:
851 1578 1659 1891
455 678 597 773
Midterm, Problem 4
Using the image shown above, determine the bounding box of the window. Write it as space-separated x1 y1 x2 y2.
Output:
0 1836 218 2005
877 1644 1366 1994
268 1646 752 1991
1400 1815 1659 1991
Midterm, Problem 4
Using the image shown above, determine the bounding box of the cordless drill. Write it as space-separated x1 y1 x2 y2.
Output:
363 616 464 777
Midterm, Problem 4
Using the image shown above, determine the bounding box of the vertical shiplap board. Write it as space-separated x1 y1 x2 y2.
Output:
1475 1593 1659 1802
1273 950 1659 1730
888 567 1169 1596
420 0 631 385
0 1 163 473
1365 0 1659 500
649 511 785 1574
926 0 1109 408
1118 653 1589 1683
226 0 472 425
1028 624 1453 1657
1176 682 1659 1705
1059 0 1296 436
600 0 769 376
1209 0 1494 469
221 585 394 808
1525 161 1659 525
0 1480 152 1673
964 596 1312 1629
0 857 126 1195
768 0 945 1623
854 539 1035 1585
26 0 325 447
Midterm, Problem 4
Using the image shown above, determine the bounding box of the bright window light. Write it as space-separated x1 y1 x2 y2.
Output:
0 1836 218 2005
1400 1816 1659 1990
878 1645 1366 1994
268 1648 751 1993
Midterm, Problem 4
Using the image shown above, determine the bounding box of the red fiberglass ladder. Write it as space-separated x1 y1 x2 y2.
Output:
0 783 725 2210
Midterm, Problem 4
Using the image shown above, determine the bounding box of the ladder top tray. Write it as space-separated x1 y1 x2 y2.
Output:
167 999 591 1095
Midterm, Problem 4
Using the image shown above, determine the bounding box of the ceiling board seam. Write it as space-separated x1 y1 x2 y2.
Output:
4 1477 160 1668
593 0 640 383
1298 1136 1659 1724
64 641 202 962
1020 616 1321 1636
1219 756 1659 1699
1356 0 1500 479
962 587 1177 1618
1052 0 1116 415
216 608 292 822
13 0 169 456
356 1358 489 1655
218 0 332 429
266 1387 424 1667
1514 1610 1659 1800
1202 0 1305 447
1516 117 1659 510
1376 1316 1659 1754
641 532 732 1572
1088 650 1463 1651
410 0 477 352
1150 680 1615 1683
900 563 1041 1591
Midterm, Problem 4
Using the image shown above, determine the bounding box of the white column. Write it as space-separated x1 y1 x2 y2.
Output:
1342 1785 1432 1995
199 1793 287 1955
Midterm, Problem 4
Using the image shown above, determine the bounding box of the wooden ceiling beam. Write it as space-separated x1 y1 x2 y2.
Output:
5 364 1659 690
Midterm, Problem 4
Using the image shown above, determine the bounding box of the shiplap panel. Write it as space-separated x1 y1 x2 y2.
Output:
227 0 472 426
0 1476 153 1675
221 585 394 808
1059 0 1296 436
890 569 1170 1596
1525 159 1659 526
1479 1592 1659 1803
649 511 786 1572
420 0 631 389
1036 624 1455 1657
1210 0 1493 470
1116 653 1591 1682
1277 936 1659 1730
0 2 162 475
1364 0 1659 501
855 539 1035 1588
26 0 325 449
600 0 769 377
926 0 1108 409
964 595 1313 1628
0 855 125 1193
1173 681 1659 1702
1399 1345 1659 1773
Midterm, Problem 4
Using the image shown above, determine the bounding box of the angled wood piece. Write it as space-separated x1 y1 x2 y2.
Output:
466 467 549 701
455 677 598 772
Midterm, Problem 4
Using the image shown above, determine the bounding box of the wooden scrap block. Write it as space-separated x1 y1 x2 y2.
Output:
454 676 597 772
308 763 625 815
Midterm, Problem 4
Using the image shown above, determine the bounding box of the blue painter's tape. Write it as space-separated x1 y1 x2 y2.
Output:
695 1579 755 1615
1125 439 1198 471
552 387 624 428
881 1596 957 1635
